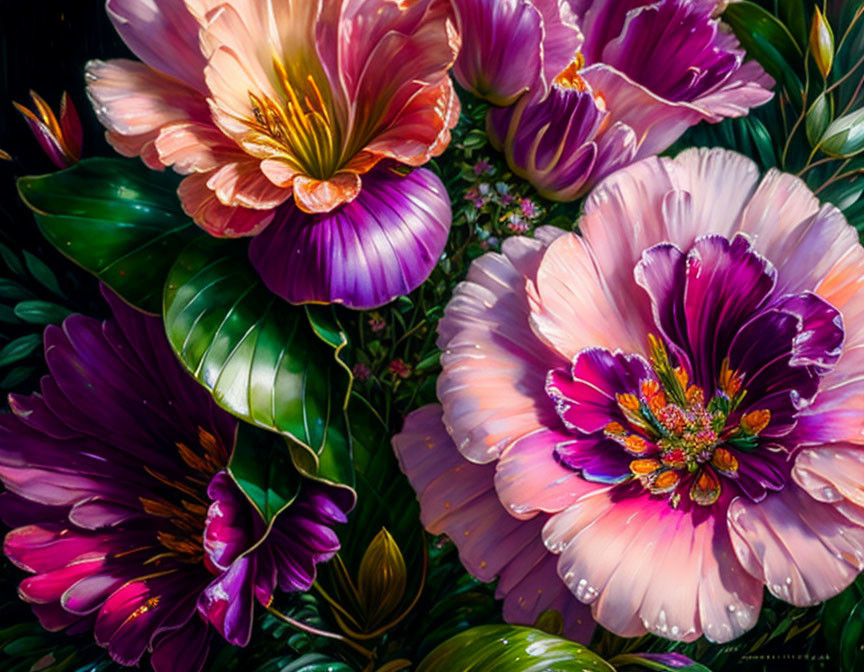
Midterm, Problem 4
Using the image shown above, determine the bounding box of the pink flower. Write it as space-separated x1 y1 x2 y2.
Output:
455 0 774 200
86 0 460 309
394 148 864 643
352 362 372 381
389 358 412 379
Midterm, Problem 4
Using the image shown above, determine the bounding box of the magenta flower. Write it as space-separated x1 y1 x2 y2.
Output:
394 148 864 643
0 290 351 671
86 0 460 309
455 0 773 200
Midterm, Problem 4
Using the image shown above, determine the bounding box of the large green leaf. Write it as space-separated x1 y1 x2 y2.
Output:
416 625 615 672
17 157 201 314
163 237 354 492
229 423 301 524
724 2 804 104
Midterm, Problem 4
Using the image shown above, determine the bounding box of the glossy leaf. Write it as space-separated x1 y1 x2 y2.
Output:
609 653 712 672
229 423 301 524
18 157 201 313
163 237 354 491
724 2 804 104
415 625 615 672
840 597 864 671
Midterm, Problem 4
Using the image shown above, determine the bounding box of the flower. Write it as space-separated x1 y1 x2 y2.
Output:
368 312 387 333
394 148 864 643
86 0 460 309
353 362 372 382
0 289 351 671
14 90 82 168
456 0 774 200
389 358 412 379
473 158 494 176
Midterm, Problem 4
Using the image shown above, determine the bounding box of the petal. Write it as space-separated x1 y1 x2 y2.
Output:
729 486 864 605
106 0 207 91
436 233 566 463
392 404 594 640
198 556 256 646
178 173 275 237
528 232 644 361
86 59 210 167
451 0 545 106
545 491 762 642
292 173 362 213
249 166 450 309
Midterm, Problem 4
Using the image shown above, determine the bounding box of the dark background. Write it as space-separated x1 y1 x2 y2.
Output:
0 1 131 270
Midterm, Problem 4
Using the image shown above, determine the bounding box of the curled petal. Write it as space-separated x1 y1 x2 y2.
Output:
249 166 450 309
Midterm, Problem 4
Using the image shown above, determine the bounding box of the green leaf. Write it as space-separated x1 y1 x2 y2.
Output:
840 597 864 671
229 422 300 524
416 625 615 672
821 108 864 158
18 157 201 314
23 251 64 298
724 2 804 104
277 654 356 672
608 653 712 672
163 237 355 492
0 243 25 276
0 279 36 302
13 300 71 325
0 334 41 368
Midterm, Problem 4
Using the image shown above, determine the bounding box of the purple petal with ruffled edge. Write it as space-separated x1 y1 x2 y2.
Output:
249 166 450 310
546 347 652 434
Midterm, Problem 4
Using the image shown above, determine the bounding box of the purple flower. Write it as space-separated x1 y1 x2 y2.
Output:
520 198 540 219
473 158 494 175
0 289 351 672
353 362 372 381
458 0 774 200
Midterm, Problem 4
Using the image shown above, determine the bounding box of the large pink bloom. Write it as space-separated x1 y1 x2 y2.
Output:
87 0 460 308
453 0 774 200
394 148 864 643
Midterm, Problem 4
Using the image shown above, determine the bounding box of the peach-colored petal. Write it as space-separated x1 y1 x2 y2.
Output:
178 173 275 238
206 162 291 210
107 0 207 91
292 173 362 214
794 446 864 507
437 231 568 464
364 78 461 166
86 59 210 168
154 121 233 174
259 159 300 188
729 487 864 606
545 492 762 642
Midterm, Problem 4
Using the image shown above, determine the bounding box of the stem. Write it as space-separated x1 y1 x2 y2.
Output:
814 158 852 195
836 5 864 56
265 606 375 660
824 51 864 96
839 71 864 118
797 155 836 177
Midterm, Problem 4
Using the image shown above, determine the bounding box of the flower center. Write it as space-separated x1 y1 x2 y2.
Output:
608 336 770 507
246 57 343 180
140 427 229 565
